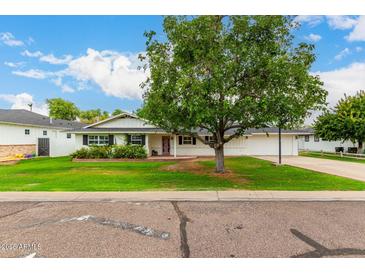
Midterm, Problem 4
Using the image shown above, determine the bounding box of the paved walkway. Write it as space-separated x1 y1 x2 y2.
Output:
256 156 365 182
1 190 365 202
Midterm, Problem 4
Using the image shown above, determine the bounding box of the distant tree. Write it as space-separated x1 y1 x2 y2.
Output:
314 91 365 153
79 109 109 124
46 98 80 121
138 15 326 172
112 109 124 116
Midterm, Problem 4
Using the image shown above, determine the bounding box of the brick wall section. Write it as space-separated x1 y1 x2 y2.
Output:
0 144 36 158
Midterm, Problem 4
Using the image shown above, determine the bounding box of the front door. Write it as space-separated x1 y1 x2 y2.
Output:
38 138 50 156
162 136 170 155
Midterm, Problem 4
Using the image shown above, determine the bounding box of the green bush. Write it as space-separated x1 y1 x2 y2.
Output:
113 145 147 159
70 147 90 159
88 145 113 159
71 145 147 159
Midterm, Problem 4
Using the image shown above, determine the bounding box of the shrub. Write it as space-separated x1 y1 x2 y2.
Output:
87 145 113 159
112 145 147 159
71 147 90 159
71 145 147 159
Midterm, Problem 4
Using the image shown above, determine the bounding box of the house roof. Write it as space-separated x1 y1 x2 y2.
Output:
84 111 141 128
69 125 310 136
0 109 85 129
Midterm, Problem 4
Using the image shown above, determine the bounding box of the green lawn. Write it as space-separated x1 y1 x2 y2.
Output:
0 156 364 191
300 151 365 164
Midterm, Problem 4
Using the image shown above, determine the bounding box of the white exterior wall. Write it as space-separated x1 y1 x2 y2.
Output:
95 117 155 128
174 134 298 156
0 123 76 156
298 135 357 152
75 133 128 150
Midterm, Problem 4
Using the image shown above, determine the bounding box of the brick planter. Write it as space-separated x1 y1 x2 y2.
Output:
0 144 36 158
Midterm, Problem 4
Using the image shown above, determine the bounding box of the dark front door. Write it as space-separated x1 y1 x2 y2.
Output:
38 138 50 156
162 136 170 155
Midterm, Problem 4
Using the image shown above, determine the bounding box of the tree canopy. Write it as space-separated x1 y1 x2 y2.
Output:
79 109 110 124
138 15 327 172
314 91 365 152
47 98 80 121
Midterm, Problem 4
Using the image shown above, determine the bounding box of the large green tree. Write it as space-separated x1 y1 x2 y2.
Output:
47 98 80 121
139 16 326 172
314 91 365 152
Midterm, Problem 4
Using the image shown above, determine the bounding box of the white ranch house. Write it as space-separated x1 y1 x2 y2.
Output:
69 112 304 157
298 128 357 153
0 109 84 158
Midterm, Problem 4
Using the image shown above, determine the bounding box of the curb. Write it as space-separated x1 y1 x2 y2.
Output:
1 191 365 202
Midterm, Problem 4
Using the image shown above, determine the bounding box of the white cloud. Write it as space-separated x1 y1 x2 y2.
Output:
315 62 365 107
52 78 75 93
12 69 47 79
304 33 322 42
327 16 358 30
294 16 323 27
0 32 24 47
4 61 25 68
66 48 147 99
40 54 73 65
27 37 35 45
21 50 43 58
346 16 365 41
355 46 363 52
334 48 351 61
13 48 147 99
0 92 48 115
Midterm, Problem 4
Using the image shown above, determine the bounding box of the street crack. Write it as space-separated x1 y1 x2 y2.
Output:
0 202 42 220
291 229 365 258
172 201 190 258
18 215 170 240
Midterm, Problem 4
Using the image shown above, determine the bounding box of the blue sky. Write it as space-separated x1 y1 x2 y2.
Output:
0 15 365 116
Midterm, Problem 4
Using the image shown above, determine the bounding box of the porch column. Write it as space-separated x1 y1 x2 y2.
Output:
173 134 177 158
145 134 150 156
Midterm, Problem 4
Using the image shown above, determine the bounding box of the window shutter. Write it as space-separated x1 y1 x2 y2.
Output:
192 137 196 145
141 135 146 146
108 135 114 145
178 136 182 145
126 134 131 144
83 135 88 145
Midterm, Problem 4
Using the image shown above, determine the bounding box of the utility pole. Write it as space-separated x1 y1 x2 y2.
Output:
278 126 282 165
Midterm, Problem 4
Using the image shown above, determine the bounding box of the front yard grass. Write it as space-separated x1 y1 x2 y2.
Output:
0 156 364 191
299 151 365 164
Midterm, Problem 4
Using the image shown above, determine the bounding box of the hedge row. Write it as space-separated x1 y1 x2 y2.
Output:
71 145 147 159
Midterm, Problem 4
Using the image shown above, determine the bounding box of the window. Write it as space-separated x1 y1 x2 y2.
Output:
205 136 214 143
88 135 109 145
131 135 143 145
304 135 310 142
183 136 192 145
43 130 47 136
67 133 71 139
314 136 320 142
25 129 30 135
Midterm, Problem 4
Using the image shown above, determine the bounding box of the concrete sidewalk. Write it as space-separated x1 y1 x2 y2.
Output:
1 191 365 202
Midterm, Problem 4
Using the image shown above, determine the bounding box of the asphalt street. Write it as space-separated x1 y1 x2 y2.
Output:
1 201 365 258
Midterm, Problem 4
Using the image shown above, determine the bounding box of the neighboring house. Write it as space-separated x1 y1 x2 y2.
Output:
0 109 84 157
298 128 357 153
68 111 305 157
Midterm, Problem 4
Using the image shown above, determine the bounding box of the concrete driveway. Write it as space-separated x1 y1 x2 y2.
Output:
256 156 365 182
1 201 365 258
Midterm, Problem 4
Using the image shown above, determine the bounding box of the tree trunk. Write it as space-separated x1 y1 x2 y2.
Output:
214 145 225 173
359 140 363 153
